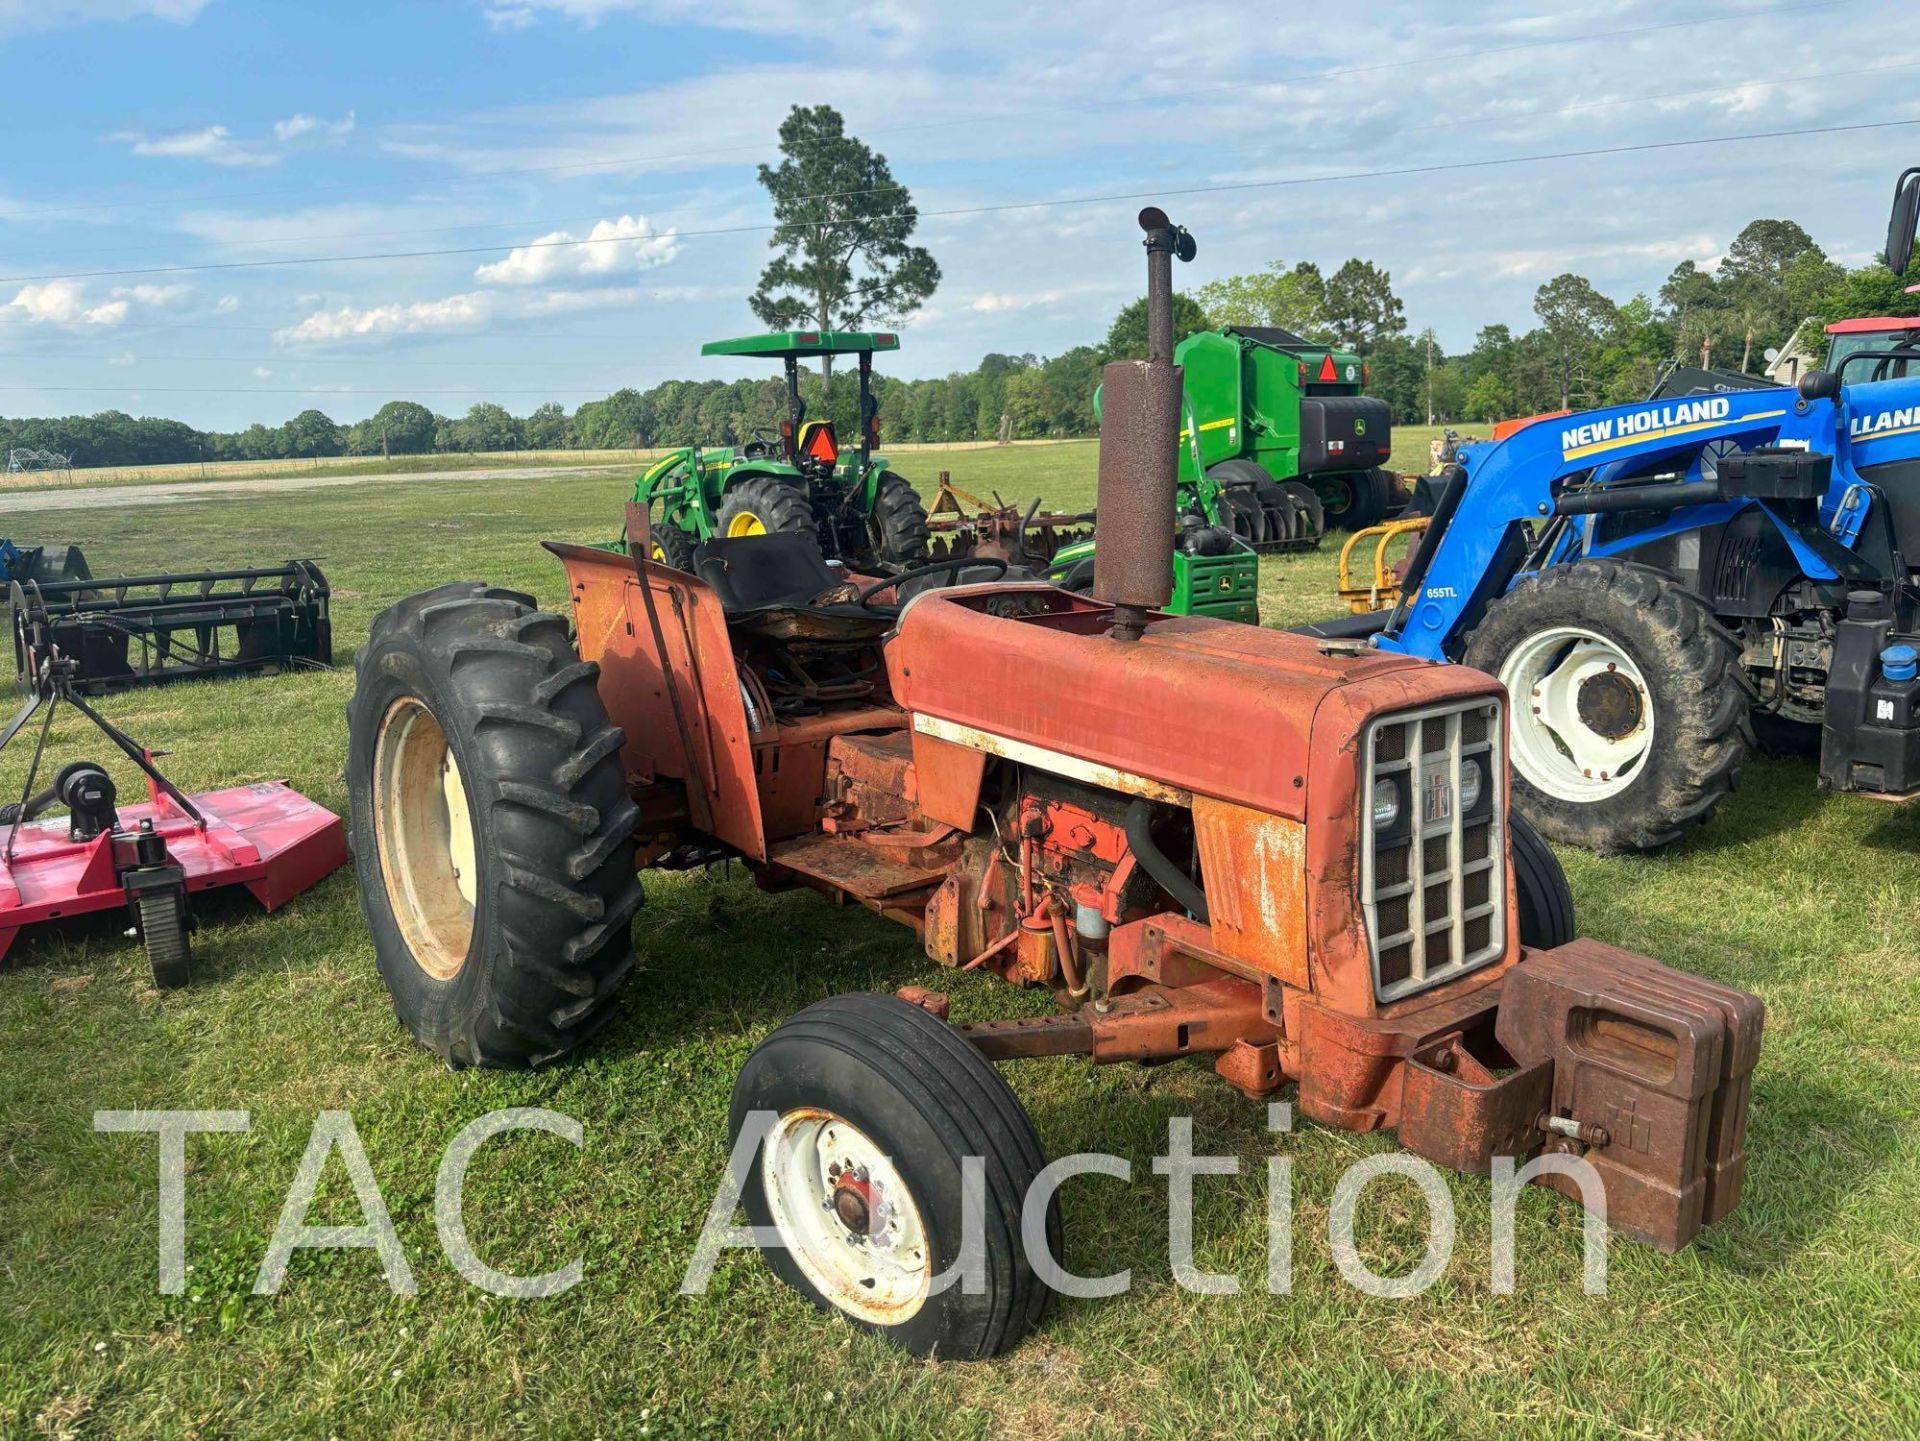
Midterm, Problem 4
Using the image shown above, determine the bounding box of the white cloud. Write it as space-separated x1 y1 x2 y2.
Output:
0 0 207 38
474 214 679 285
253 366 273 378
475 0 909 39
970 289 1068 313
273 110 357 143
114 110 353 169
4 280 129 327
113 124 277 168
274 282 666 345
108 351 136 366
215 295 242 313
111 282 190 306
277 292 497 343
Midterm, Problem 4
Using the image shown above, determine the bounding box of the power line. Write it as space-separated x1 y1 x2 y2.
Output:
16 52 1911 277
4 116 1913 288
0 0 1855 226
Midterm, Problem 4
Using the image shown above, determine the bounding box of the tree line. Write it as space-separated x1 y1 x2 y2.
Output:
6 215 1913 470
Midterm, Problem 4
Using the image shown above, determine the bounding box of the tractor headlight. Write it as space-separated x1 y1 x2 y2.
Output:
1372 777 1403 830
1459 758 1484 814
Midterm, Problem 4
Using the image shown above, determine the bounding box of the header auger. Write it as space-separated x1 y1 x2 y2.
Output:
348 206 1765 1357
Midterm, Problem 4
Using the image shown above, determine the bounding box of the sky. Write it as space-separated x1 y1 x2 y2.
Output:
1 0 1918 432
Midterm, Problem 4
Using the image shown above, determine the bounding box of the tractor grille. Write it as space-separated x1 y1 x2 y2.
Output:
1360 698 1506 1003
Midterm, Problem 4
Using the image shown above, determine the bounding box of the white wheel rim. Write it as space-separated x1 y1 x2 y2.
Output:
372 697 479 980
761 1108 931 1325
1499 625 1654 802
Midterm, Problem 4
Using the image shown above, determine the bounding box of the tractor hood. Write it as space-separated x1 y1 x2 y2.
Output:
886 587 1502 822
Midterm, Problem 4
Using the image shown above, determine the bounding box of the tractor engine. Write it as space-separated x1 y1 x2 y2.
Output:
923 775 1165 995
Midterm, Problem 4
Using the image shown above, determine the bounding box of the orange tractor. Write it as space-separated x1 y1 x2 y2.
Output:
347 211 1762 1358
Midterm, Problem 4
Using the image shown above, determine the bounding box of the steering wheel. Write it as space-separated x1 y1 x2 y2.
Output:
853 556 1009 609
741 427 782 459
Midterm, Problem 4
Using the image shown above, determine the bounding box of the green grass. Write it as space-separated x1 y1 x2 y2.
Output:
0 439 1915 1439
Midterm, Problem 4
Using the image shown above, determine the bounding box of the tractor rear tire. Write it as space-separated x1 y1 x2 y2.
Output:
347 582 644 1068
648 524 697 572
1281 481 1325 542
1509 810 1574 951
869 472 932 566
1463 560 1751 853
717 475 814 542
732 992 1058 1358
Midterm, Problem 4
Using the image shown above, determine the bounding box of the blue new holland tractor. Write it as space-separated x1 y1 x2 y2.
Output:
1312 167 1920 852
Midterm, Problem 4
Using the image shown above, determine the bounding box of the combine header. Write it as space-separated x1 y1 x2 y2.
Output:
10 559 331 695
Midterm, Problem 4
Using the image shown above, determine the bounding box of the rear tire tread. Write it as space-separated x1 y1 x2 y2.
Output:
348 583 642 1068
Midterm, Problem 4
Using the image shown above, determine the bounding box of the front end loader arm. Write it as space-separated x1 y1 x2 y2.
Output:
1374 386 1837 662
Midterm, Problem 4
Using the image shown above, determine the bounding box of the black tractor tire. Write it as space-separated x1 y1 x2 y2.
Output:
347 582 645 1068
137 887 192 990
1508 810 1574 951
647 523 698 572
1463 560 1751 852
716 474 814 541
1320 468 1392 531
1280 480 1325 542
868 472 932 566
731 992 1059 1359
1313 473 1374 529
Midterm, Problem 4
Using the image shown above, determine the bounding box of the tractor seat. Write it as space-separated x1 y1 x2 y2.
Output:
690 533 895 642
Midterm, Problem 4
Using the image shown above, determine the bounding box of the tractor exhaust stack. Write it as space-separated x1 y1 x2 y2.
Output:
1093 207 1194 641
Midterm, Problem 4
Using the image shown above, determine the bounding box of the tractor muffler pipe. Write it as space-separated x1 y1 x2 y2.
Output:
1093 207 1195 642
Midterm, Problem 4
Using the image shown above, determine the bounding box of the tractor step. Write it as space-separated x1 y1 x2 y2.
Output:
767 833 950 902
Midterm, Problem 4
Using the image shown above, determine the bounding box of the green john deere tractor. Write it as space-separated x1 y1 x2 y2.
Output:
631 330 930 570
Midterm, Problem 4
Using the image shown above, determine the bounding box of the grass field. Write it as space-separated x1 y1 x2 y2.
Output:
0 439 1915 1439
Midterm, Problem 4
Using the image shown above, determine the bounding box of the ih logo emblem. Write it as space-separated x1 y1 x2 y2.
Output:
1423 772 1453 825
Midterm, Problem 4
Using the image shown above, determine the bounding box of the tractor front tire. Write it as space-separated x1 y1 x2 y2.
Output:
869 472 931 566
648 524 697 572
1464 560 1751 852
1509 809 1574 951
716 475 814 541
347 582 644 1068
732 992 1058 1358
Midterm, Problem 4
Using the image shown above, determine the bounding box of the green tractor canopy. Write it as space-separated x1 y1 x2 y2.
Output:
631 329 930 570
